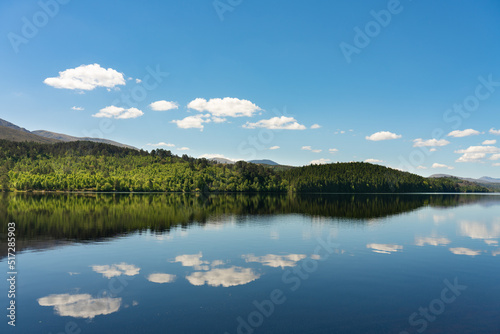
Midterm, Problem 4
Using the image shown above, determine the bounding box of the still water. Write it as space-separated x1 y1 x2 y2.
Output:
1 193 499 334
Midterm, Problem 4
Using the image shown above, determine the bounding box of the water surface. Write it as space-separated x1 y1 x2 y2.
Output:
1 193 499 333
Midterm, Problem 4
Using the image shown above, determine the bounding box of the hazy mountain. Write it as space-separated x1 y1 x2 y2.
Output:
33 130 137 150
478 176 500 184
0 125 59 144
0 118 135 149
248 159 279 165
208 157 236 164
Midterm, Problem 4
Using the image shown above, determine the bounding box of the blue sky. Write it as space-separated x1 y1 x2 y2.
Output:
1 0 500 178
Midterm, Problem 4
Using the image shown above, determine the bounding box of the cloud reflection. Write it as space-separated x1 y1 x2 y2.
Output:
242 254 306 268
91 263 140 278
366 243 403 254
449 247 482 256
459 221 500 241
186 267 260 287
147 273 176 284
38 293 121 319
415 237 451 247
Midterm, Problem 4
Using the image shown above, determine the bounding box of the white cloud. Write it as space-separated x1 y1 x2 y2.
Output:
38 294 121 319
455 146 500 154
243 116 306 130
211 117 227 123
415 237 451 246
178 147 190 151
413 138 450 147
329 148 338 154
302 146 312 150
491 154 500 161
91 263 140 279
489 128 500 135
44 64 126 91
146 142 175 147
242 254 306 268
449 247 481 256
71 106 84 111
186 267 260 287
365 131 402 141
365 159 384 163
135 78 142 83
493 163 500 167
447 129 481 137
366 243 403 254
187 97 261 117
459 220 500 240
312 149 322 153
310 158 331 165
269 146 280 150
310 124 321 129
147 273 176 284
417 166 428 169
482 139 497 145
149 100 179 111
92 106 144 119
456 153 486 163
171 114 210 130
430 148 437 152
432 163 454 170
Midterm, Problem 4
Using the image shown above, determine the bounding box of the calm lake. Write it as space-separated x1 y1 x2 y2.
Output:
1 193 499 334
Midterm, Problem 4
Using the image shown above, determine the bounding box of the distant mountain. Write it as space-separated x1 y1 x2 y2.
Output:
33 130 137 150
208 157 236 164
248 159 279 165
0 118 135 149
0 125 59 144
478 176 500 184
0 118 31 133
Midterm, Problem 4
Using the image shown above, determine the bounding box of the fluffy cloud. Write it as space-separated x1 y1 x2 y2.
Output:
38 294 121 319
490 154 500 161
44 64 126 91
92 106 143 119
146 142 175 147
171 114 210 130
71 106 84 111
489 128 500 135
173 252 210 270
417 166 428 169
310 158 330 165
365 131 402 141
482 140 497 145
91 263 140 279
459 220 500 240
243 116 306 130
147 273 176 284
242 254 306 268
449 247 481 256
456 153 486 163
365 159 384 163
432 163 454 170
269 146 280 150
310 124 321 129
302 146 312 150
186 267 260 287
177 147 190 151
149 100 179 111
187 97 261 117
329 148 338 154
455 146 500 154
447 129 481 137
413 138 450 147
366 243 403 254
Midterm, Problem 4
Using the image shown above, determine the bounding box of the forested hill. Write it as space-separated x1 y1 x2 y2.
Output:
0 140 490 193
